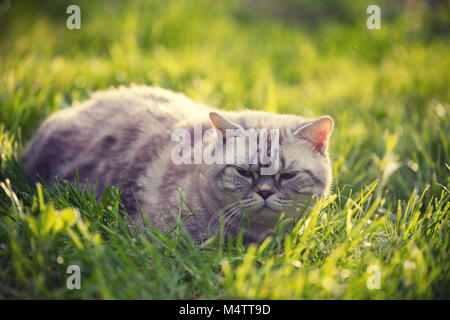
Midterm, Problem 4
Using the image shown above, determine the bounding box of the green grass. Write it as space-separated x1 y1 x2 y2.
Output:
0 0 449 299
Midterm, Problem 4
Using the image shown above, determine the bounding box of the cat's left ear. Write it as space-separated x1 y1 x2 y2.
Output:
209 112 242 137
294 116 334 152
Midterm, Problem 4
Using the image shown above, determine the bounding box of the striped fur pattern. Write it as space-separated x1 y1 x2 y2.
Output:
24 85 333 242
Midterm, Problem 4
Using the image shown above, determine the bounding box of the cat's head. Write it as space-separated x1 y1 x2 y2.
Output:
206 111 333 231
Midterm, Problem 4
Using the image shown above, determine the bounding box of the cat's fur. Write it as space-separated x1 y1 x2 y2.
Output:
24 85 334 242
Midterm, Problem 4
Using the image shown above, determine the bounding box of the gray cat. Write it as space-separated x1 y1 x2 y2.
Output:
24 85 334 242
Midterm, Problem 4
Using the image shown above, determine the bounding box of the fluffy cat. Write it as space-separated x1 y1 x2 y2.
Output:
24 85 334 242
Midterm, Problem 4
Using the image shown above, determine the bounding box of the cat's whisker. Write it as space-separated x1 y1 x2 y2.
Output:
210 201 238 222
278 199 293 204
208 202 240 232
271 198 293 209
278 199 301 211
287 198 317 215
223 207 242 236
213 206 239 236
240 198 254 205
208 208 235 232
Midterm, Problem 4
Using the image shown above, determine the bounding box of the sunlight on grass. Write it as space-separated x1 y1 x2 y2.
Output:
0 0 448 299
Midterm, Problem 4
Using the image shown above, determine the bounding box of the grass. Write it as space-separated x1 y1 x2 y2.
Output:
0 0 449 299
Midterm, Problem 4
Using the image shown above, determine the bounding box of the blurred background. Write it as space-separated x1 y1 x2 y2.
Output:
0 0 449 200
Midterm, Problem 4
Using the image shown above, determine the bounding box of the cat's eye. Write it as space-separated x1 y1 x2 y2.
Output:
236 168 253 178
280 172 297 180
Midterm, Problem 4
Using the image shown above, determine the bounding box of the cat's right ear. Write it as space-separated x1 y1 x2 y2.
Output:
209 112 242 137
294 116 334 153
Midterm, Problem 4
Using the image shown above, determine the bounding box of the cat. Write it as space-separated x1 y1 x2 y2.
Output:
24 85 334 242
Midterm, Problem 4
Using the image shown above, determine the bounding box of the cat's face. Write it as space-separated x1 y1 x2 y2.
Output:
207 112 333 231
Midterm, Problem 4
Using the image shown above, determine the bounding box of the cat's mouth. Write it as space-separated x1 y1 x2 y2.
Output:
263 197 288 212
247 199 283 214
251 207 284 225
263 202 279 211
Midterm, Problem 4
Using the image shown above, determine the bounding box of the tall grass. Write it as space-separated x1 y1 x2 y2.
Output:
0 0 449 299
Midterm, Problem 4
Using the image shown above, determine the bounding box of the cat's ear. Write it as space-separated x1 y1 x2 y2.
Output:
209 112 242 136
294 116 334 152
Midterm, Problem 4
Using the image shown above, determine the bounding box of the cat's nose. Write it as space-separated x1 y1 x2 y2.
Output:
256 181 275 200
258 190 275 200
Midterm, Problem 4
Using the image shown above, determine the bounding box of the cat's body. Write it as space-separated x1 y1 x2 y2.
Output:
25 85 333 242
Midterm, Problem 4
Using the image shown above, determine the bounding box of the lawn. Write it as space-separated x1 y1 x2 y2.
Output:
0 0 448 299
